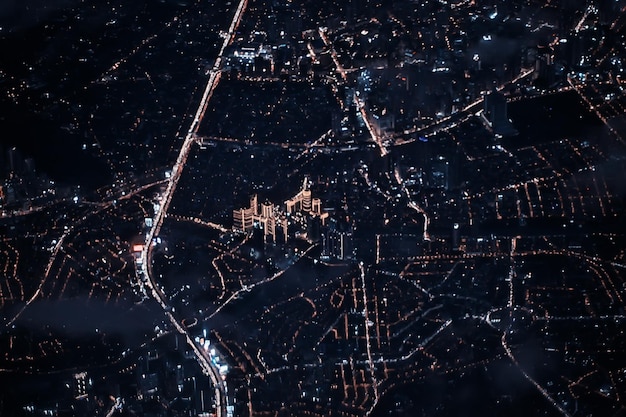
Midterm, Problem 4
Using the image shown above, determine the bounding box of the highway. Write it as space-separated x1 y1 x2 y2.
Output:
394 67 535 145
358 262 379 414
137 0 249 416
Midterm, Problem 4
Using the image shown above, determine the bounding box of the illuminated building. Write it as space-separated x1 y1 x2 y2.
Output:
302 189 312 212
430 158 449 190
285 177 318 216
452 223 460 251
285 179 310 214
132 243 145 266
73 372 91 399
233 206 255 232
233 178 326 245
311 198 321 216
233 196 277 243
250 194 259 216
261 201 273 218
258 214 276 243
322 218 354 261
285 197 300 214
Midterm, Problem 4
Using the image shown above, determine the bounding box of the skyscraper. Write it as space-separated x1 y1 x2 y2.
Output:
322 218 354 261
7 147 23 175
483 89 518 136
233 207 254 232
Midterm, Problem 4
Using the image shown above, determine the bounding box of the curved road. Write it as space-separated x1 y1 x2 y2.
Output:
138 1 249 416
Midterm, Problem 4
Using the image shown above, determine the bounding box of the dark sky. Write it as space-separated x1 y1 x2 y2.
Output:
0 0 82 31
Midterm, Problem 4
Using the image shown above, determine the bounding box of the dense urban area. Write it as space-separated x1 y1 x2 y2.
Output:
1 0 626 416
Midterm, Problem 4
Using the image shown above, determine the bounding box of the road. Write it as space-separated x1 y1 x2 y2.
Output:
318 27 390 157
500 331 572 417
137 0 249 416
358 262 379 414
394 67 535 145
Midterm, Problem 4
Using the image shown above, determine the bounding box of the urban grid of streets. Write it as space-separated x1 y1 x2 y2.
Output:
2 1 626 416
133 3 625 417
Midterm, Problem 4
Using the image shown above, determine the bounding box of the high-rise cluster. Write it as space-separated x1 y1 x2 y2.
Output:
233 179 327 245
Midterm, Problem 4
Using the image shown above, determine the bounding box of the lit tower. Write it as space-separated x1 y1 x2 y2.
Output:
250 194 259 216
312 198 321 215
302 189 312 212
